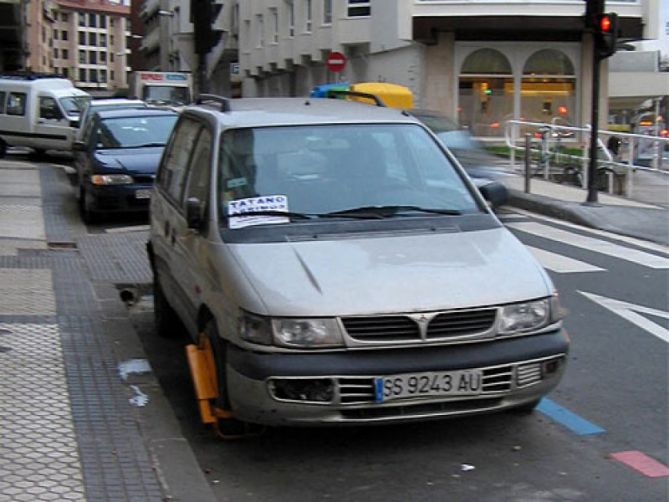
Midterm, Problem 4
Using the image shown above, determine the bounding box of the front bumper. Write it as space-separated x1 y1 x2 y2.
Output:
226 329 569 425
87 182 152 213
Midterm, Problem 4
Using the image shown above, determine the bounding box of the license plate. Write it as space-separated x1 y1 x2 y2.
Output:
375 370 483 403
135 189 151 199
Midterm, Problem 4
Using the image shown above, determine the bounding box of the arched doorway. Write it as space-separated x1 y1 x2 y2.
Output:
458 48 513 137
521 49 576 126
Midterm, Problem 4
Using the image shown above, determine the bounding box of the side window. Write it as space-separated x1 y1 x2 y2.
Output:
7 93 27 116
183 128 212 207
157 118 201 202
0 91 5 114
39 97 63 120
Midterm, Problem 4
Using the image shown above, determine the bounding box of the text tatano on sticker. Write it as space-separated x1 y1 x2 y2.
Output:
228 195 289 229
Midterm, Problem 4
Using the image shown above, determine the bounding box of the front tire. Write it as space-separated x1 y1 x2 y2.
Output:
154 276 184 339
0 139 7 159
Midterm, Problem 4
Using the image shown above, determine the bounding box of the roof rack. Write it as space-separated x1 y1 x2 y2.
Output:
325 89 386 107
196 94 232 112
0 71 68 81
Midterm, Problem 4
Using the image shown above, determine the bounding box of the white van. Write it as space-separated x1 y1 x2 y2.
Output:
0 73 91 157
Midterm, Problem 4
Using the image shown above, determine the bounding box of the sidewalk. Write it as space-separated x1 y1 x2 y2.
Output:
0 158 216 502
502 171 669 246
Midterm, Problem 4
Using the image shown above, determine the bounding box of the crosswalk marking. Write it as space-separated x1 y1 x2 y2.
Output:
507 221 669 269
525 246 605 273
507 208 669 255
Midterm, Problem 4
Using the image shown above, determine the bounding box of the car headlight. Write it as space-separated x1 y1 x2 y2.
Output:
91 174 133 185
239 312 272 345
498 298 551 335
272 318 344 348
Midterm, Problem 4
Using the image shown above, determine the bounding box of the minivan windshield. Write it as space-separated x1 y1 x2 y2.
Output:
218 123 482 226
60 96 91 117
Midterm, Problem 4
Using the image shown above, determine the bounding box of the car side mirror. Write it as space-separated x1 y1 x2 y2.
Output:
477 180 508 208
186 197 204 230
72 141 86 151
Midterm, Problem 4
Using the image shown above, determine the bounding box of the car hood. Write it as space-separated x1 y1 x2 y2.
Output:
94 148 164 175
228 227 551 317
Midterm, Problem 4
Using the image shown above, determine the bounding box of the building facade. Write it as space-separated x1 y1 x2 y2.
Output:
236 0 662 137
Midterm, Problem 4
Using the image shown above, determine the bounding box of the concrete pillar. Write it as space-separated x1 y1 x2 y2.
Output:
422 32 455 118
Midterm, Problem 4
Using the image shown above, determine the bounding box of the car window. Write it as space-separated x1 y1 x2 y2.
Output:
94 115 177 149
7 92 26 116
183 127 212 207
218 123 480 224
157 117 202 202
39 97 63 120
0 91 5 114
59 96 90 116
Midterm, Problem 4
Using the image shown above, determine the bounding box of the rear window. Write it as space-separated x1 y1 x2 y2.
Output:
95 114 178 149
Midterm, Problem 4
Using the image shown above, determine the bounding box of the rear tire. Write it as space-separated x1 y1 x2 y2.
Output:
79 185 98 224
154 276 184 339
0 140 7 158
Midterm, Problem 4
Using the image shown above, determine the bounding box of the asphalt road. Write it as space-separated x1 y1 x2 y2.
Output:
125 209 668 502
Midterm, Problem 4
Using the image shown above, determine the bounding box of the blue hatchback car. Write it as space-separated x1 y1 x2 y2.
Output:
73 107 178 222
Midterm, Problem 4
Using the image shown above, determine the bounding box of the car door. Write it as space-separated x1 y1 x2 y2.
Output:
34 95 72 151
151 116 203 333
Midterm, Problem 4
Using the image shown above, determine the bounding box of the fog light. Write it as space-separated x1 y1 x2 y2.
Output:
269 378 334 403
542 358 561 375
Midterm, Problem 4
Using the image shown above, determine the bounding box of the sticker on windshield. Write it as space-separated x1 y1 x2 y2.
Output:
226 177 247 189
227 195 289 229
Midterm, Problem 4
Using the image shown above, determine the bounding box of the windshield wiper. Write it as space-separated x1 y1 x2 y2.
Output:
323 205 462 219
129 143 166 148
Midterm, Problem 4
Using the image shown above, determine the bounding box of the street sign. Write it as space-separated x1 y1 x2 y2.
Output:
325 51 346 73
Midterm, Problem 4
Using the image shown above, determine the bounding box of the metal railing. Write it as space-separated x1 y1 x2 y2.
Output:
504 119 669 197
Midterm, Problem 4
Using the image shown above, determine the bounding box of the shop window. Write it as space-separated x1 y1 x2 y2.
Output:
521 49 576 126
458 49 513 137
347 0 370 17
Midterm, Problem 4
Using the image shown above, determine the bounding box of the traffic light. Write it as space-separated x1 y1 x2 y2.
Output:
191 0 223 54
594 12 618 60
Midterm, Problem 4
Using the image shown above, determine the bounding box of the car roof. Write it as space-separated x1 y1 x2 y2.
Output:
94 107 178 119
184 97 423 128
88 98 146 107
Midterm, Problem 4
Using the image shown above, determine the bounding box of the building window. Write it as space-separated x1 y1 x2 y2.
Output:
347 0 370 17
270 8 278 43
256 15 264 47
323 0 332 24
458 48 513 137
62 68 69 78
88 32 97 46
78 31 86 45
78 13 85 26
100 33 106 47
53 30 58 40
110 35 114 45
62 49 69 59
62 30 68 41
61 13 68 22
79 68 86 82
100 15 106 29
54 48 59 59
286 0 294 37
79 50 86 64
521 49 576 127
89 51 97 64
111 70 115 80
89 13 97 28
100 51 107 63
110 53 114 62
89 69 98 83
305 0 312 32
100 69 107 83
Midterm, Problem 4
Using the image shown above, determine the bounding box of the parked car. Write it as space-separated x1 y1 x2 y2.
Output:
0 72 90 157
147 96 568 433
73 107 178 222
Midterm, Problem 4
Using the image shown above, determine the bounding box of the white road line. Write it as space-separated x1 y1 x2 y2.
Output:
508 207 669 255
579 291 669 343
525 246 605 273
507 221 669 269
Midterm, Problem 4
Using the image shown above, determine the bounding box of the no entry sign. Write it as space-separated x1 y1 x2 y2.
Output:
325 51 347 73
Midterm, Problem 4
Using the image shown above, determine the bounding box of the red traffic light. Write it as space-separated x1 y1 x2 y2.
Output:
600 15 612 32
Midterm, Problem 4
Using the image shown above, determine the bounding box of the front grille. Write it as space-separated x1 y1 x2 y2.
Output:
338 377 376 404
342 316 419 342
426 309 496 339
516 362 543 387
481 365 513 392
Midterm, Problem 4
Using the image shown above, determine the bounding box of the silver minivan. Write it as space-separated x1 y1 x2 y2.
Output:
148 96 568 430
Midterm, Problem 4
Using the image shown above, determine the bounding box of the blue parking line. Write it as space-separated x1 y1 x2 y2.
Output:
537 398 606 436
